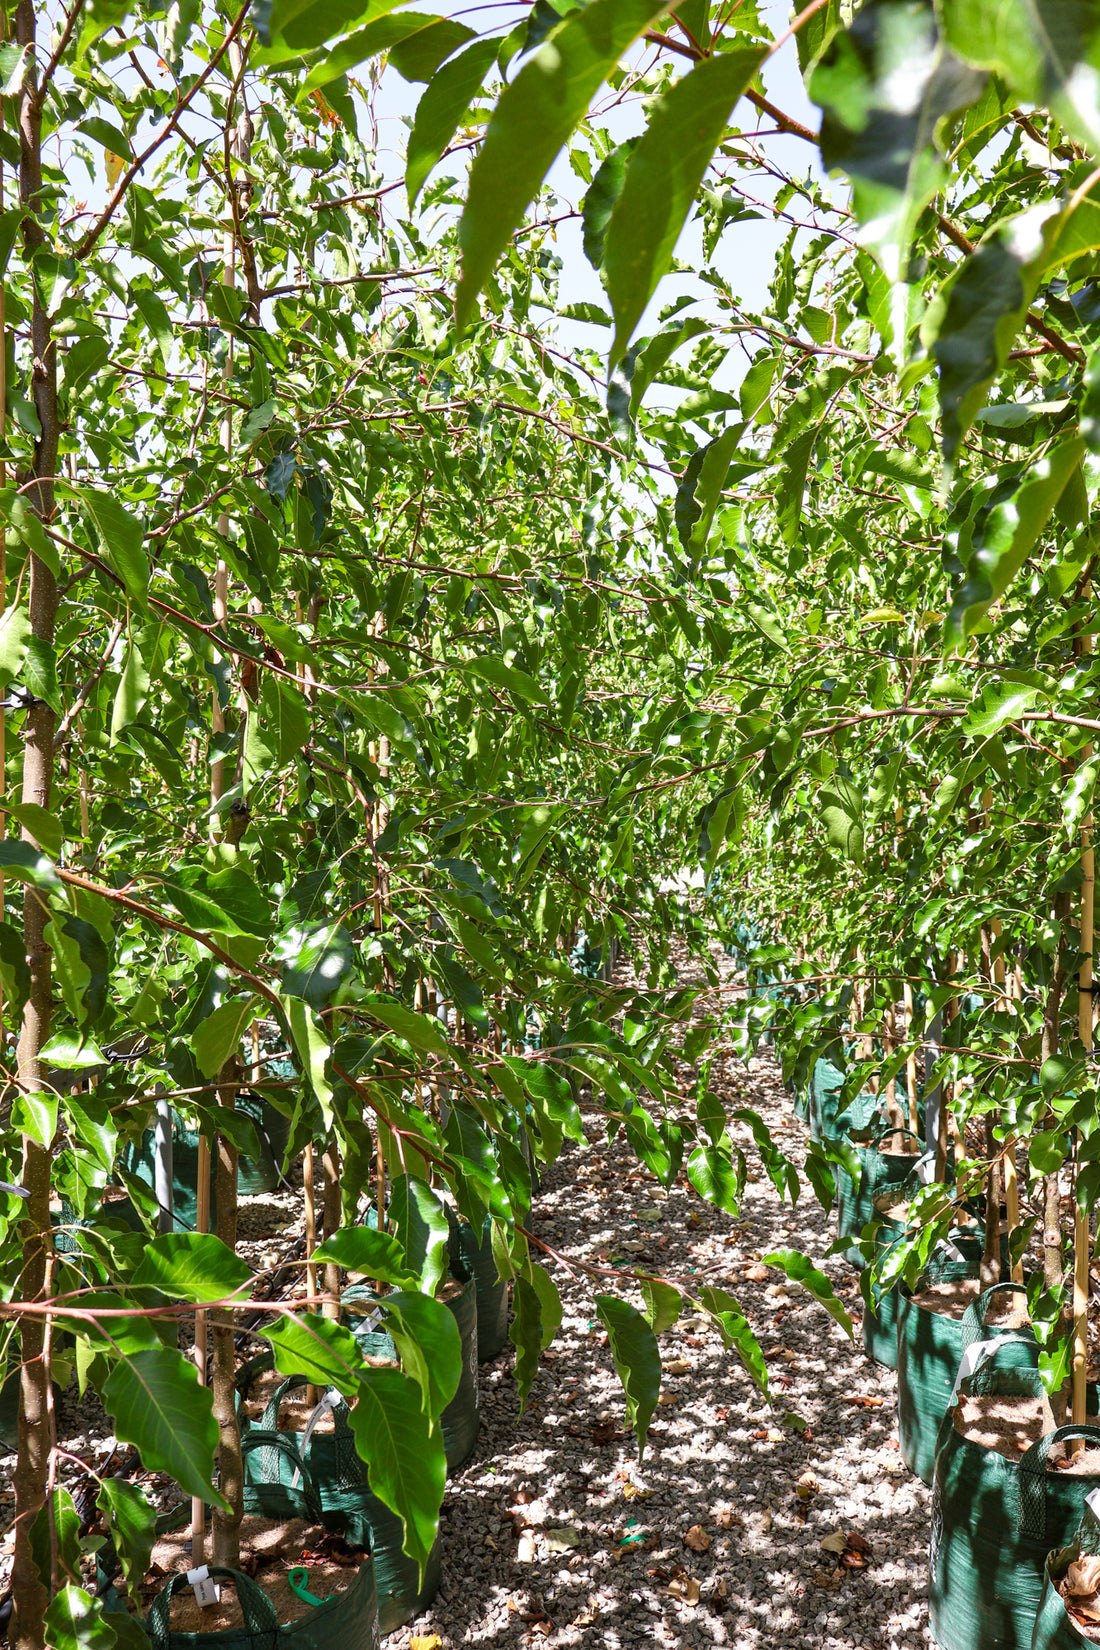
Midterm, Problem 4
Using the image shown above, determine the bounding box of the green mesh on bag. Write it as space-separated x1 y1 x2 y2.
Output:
806 1058 886 1145
143 1557 381 1650
446 1208 509 1362
929 1340 1100 1650
836 1131 924 1269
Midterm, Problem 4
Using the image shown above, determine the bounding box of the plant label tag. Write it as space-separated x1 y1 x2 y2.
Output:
1087 1487 1100 1519
187 1565 220 1608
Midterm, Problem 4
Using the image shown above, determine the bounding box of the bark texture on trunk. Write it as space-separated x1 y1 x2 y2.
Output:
11 6 60 1644
211 1059 242 1567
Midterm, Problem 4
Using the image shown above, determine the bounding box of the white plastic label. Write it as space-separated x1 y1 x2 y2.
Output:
916 1152 937 1186
1086 1487 1100 1520
949 1337 1002 1405
187 1565 220 1608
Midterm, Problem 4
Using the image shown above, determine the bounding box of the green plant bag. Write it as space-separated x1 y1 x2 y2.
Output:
240 1431 324 1527
860 1217 908 1368
345 1277 480 1473
144 1558 381 1650
836 1130 924 1268
898 1276 1037 1486
115 1098 290 1232
929 1344 1100 1650
1031 1493 1100 1649
807 1057 886 1146
236 1362 441 1637
446 1208 509 1362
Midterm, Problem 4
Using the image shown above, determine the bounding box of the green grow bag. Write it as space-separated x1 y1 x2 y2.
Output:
119 1097 289 1231
836 1131 924 1268
898 1276 1037 1487
237 1363 441 1638
345 1278 480 1474
145 1558 381 1650
930 1357 1100 1650
861 1217 908 1368
807 1058 884 1145
447 1209 509 1362
1031 1494 1100 1650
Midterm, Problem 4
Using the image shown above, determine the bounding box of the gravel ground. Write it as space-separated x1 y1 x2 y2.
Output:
389 963 935 1650
0 950 936 1648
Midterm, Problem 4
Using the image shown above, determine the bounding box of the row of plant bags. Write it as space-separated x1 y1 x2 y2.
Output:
930 1336 1100 1650
237 1362 442 1636
835 1129 928 1267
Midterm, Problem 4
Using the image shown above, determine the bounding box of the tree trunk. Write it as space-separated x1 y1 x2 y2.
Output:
1042 895 1068 1292
322 1142 342 1320
211 1059 242 1567
11 6 60 1644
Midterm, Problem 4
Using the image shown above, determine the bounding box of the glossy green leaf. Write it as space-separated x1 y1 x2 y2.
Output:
594 1293 661 1457
603 47 765 365
455 0 671 330
265 1312 367 1397
102 1349 225 1505
762 1247 854 1338
407 39 497 206
348 1365 446 1576
698 1285 769 1391
131 1232 252 1302
314 1226 419 1288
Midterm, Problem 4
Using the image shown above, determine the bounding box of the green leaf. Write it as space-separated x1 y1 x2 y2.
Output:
603 47 765 365
940 0 1100 155
686 1142 741 1215
313 1226 418 1288
0 599 30 683
455 0 671 330
508 1273 545 1412
45 913 109 1029
945 440 1083 647
348 1366 446 1577
102 1348 225 1505
639 1276 681 1336
2 800 63 857
31 1487 81 1587
389 1174 450 1294
594 1293 661 1457
761 1247 854 1338
43 1585 119 1650
366 995 450 1056
13 1089 57 1148
131 287 173 372
74 488 148 609
581 137 638 270
675 426 740 557
282 994 334 1127
818 775 864 863
962 681 1042 739
97 1479 155 1603
1029 1130 1068 1178
407 39 497 206
527 1261 562 1349
131 1232 252 1302
464 655 545 704
0 839 60 891
389 15 474 79
698 1284 769 1391
277 920 353 1008
265 1312 367 1397
190 994 259 1079
378 1290 463 1416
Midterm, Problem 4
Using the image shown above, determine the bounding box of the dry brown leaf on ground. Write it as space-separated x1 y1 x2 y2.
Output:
668 1573 701 1604
820 1531 848 1554
684 1524 711 1553
665 1359 692 1375
812 1570 843 1591
844 1395 884 1409
410 1638 442 1650
743 1264 769 1282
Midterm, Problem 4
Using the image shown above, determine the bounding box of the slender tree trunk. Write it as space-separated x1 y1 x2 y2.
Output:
322 1142 341 1320
11 8 60 1644
1043 896 1069 1292
211 1059 242 1567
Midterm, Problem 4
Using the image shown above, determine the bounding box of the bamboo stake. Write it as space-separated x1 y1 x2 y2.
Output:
1075 674 1095 1427
902 980 920 1140
991 915 1023 1282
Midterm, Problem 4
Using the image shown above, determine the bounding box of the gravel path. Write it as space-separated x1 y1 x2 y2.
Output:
392 994 935 1650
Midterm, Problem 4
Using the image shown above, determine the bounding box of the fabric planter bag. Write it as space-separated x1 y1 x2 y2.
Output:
144 1558 381 1650
860 1218 909 1369
345 1278 480 1473
115 1098 289 1232
836 1130 925 1269
237 1364 441 1637
898 1275 1037 1487
1031 1494 1100 1649
446 1208 510 1362
807 1058 885 1146
930 1346 1100 1650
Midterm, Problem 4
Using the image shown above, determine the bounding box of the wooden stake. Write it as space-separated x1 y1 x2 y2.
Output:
1075 704 1095 1427
902 980 920 1140
991 915 1023 1282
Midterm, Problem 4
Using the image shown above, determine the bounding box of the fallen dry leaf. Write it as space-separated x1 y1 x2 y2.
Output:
410 1639 442 1650
714 1508 739 1528
545 1528 579 1554
820 1531 848 1554
846 1531 872 1557
751 1429 768 1440
716 1576 729 1599
684 1524 711 1554
743 1263 769 1282
658 1392 678 1406
1064 1556 1100 1599
796 1471 819 1499
668 1575 701 1604
665 1359 692 1375
623 1483 653 1501
812 1570 843 1591
844 1395 884 1409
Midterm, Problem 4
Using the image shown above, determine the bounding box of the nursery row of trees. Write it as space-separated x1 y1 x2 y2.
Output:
8 0 1100 1644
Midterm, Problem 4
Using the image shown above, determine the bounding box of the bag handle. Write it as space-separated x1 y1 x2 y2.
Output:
959 1281 1030 1353
866 1127 923 1151
259 1374 301 1433
240 1429 322 1519
1018 1425 1100 1541
146 1566 279 1650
